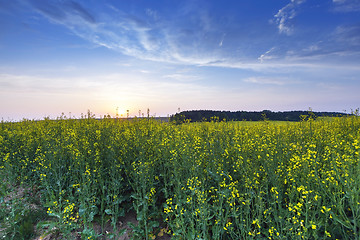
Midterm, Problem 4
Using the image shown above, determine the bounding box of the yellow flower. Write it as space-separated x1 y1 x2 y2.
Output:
226 221 232 228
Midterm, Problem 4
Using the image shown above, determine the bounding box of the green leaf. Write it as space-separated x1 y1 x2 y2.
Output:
105 209 113 215
128 222 136 229
150 221 159 228
79 207 86 216
48 212 61 219
118 208 125 217
113 195 127 204
37 221 55 229
118 228 127 235
130 194 139 200
107 233 115 239
136 214 143 221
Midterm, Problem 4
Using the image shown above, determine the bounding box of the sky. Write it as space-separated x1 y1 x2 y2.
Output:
1 0 360 120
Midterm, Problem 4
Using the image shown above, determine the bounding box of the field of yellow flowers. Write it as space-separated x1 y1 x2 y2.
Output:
0 115 359 239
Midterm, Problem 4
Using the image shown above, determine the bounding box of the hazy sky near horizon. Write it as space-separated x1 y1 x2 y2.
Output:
1 0 360 120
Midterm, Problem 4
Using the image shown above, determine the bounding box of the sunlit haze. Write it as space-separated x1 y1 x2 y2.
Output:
1 0 360 121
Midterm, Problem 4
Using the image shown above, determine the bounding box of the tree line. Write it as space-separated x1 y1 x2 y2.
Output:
170 110 349 123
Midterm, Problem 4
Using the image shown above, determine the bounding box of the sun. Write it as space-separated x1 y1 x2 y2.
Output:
115 107 127 117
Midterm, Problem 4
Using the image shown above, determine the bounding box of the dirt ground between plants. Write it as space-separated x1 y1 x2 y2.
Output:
2 182 171 240
34 210 171 240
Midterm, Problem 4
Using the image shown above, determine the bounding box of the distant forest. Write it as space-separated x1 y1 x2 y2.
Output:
170 110 349 123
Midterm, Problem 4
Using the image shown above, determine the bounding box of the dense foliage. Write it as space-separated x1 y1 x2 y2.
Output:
0 115 360 239
170 110 348 123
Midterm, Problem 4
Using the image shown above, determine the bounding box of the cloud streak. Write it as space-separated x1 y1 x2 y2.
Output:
163 73 202 82
258 47 277 62
332 0 360 12
243 77 300 86
29 0 96 24
23 1 230 68
273 0 306 35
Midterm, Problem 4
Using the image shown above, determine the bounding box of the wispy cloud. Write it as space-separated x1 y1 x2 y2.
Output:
219 33 226 47
24 0 228 67
332 0 360 12
317 82 344 91
163 73 202 82
273 0 306 35
0 74 68 94
258 47 277 62
0 73 103 94
244 77 300 85
278 24 360 63
29 0 96 24
145 8 158 20
334 25 360 46
16 0 360 73
0 71 208 98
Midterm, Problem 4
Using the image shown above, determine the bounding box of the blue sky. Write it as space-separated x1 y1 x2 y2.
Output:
1 0 360 120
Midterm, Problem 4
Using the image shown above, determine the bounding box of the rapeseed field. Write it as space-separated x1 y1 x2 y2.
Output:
0 115 359 239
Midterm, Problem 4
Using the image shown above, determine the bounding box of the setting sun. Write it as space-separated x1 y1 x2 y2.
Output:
115 108 127 117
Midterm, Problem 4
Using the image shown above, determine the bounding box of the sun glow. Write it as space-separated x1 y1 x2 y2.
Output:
115 107 128 118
